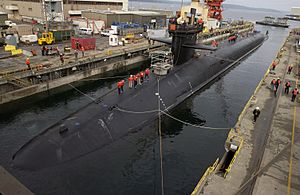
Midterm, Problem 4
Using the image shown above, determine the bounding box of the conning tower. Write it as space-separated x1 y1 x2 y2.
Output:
169 8 203 66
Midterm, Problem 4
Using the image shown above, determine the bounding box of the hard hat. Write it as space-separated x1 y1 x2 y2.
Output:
256 107 260 110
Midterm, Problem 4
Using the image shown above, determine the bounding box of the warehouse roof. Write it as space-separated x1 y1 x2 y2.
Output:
81 9 164 16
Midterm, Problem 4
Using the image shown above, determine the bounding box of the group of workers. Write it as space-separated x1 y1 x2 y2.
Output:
254 62 299 122
270 78 299 102
117 68 151 95
228 35 237 43
41 45 59 56
270 78 281 96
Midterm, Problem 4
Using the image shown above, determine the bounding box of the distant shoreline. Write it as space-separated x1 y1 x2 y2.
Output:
129 0 283 13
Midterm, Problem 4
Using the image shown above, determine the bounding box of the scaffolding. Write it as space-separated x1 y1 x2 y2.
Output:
150 50 173 76
205 0 224 21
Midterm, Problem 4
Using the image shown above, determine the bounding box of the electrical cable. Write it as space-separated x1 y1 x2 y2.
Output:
81 75 130 82
157 77 165 195
68 83 96 102
115 106 231 130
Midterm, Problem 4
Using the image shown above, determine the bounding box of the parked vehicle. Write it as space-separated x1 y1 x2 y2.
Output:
296 39 300 53
20 35 38 44
5 20 16 27
73 19 104 35
78 27 93 35
101 29 116 37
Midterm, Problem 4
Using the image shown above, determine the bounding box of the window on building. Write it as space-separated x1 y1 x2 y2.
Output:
28 7 32 11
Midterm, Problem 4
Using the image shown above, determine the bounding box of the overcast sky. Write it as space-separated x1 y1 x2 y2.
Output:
225 0 299 11
172 0 299 11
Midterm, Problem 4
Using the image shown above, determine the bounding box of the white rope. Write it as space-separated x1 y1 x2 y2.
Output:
115 106 231 130
157 77 165 195
161 111 231 130
115 106 158 114
68 83 96 102
81 75 129 82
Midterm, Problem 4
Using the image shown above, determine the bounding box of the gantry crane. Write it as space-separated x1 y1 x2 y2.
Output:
205 0 224 21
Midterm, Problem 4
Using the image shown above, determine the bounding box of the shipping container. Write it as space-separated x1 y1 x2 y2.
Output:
71 37 96 50
52 29 75 42
38 29 74 42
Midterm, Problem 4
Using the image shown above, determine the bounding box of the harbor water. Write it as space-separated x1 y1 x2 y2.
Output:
0 6 296 195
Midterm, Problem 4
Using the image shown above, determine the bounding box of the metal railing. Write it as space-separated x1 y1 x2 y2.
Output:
191 158 219 195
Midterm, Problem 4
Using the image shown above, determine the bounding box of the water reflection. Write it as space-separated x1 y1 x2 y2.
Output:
162 101 206 137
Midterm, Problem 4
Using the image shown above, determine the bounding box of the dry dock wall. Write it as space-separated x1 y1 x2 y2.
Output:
196 29 300 195
0 55 146 104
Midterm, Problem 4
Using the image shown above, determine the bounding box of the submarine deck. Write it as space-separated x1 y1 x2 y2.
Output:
197 29 300 195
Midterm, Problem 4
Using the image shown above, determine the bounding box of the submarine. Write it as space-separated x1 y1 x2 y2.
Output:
12 9 266 171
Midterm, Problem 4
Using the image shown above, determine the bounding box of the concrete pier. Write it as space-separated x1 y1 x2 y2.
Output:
193 29 300 195
0 166 33 195
0 41 164 104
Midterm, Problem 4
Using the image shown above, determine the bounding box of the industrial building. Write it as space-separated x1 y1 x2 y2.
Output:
291 7 300 16
0 12 8 25
0 0 128 22
82 10 167 28
138 8 174 18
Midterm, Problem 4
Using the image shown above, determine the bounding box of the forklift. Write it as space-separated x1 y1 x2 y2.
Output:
38 32 55 45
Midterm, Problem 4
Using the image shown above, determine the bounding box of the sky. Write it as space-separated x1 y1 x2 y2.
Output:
171 0 300 11
224 0 299 11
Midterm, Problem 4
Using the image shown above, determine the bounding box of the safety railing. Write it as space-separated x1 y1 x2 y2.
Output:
4 74 32 88
223 134 244 178
0 41 164 82
191 158 219 195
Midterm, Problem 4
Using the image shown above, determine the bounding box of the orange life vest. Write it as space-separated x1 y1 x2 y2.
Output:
145 69 150 75
25 58 30 65
117 81 122 88
293 89 299 95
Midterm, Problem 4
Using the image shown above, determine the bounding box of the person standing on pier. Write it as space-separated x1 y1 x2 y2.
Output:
287 65 293 74
285 81 291 94
274 78 281 96
74 50 78 61
41 46 45 56
128 75 133 89
60 54 64 65
81 46 85 57
253 107 261 122
291 88 299 102
271 61 277 71
270 79 276 94
25 58 31 70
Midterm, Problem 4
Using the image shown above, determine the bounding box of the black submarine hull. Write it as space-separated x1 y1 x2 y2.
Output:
12 33 265 170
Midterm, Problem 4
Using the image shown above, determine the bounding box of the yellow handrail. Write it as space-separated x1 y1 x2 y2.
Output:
191 158 219 195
